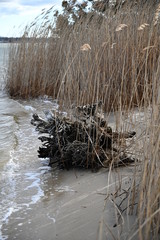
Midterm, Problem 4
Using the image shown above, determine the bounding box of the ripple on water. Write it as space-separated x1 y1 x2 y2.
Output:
0 92 60 239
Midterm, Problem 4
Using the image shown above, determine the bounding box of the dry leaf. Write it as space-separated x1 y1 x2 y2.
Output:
143 46 155 51
115 24 127 32
80 44 91 51
111 43 116 49
138 23 149 31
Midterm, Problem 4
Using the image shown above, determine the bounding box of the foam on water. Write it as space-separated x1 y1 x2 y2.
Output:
0 44 49 239
0 92 60 239
0 155 46 240
0 152 21 240
24 172 45 205
55 186 76 193
24 105 36 112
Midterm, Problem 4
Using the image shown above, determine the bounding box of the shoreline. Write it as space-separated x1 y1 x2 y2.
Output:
1 167 139 240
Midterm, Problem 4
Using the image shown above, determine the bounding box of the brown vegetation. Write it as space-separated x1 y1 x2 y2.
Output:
6 3 159 111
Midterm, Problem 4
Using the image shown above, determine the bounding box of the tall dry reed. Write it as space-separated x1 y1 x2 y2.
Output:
6 5 159 111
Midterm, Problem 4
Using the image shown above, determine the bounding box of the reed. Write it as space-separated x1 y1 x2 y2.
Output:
6 5 159 111
6 3 160 239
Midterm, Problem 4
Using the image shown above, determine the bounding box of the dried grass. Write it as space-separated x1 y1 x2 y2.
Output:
80 43 91 51
6 6 159 112
115 23 128 32
154 4 160 26
138 23 149 31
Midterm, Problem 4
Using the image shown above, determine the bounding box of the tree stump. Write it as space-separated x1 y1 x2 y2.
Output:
31 102 136 170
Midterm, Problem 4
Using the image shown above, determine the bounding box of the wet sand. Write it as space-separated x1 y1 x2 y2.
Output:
2 166 139 240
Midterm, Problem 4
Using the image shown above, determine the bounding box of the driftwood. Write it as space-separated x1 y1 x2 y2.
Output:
31 102 136 170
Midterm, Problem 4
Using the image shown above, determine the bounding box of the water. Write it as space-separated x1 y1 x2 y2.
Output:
0 43 61 239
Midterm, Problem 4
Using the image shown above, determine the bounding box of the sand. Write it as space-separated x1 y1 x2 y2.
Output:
1 166 139 240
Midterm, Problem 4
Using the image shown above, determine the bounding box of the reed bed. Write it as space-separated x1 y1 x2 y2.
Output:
6 5 159 111
6 3 160 239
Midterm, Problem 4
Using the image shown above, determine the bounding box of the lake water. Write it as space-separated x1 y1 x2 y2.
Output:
0 43 63 240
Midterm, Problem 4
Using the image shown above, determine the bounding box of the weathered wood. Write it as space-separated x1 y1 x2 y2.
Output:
31 103 136 170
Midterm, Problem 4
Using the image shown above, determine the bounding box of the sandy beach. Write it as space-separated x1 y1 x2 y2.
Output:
1 165 139 240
